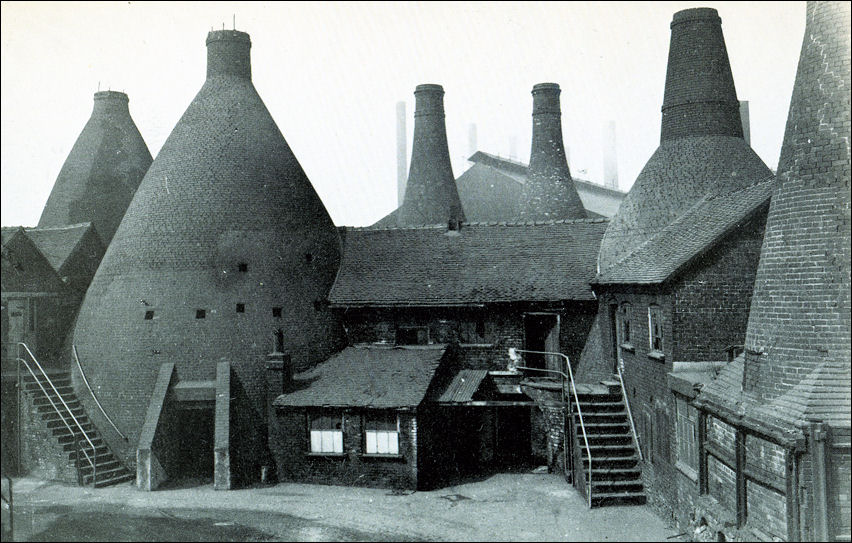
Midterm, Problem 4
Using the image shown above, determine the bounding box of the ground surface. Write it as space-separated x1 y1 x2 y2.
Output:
2 473 677 541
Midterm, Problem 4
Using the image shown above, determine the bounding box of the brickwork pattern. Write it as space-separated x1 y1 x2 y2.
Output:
742 1 851 428
38 91 152 245
73 30 344 468
272 408 419 489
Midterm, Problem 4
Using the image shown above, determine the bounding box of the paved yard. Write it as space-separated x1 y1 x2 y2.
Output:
3 473 677 541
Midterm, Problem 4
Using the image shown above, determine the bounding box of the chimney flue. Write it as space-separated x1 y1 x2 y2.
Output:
518 83 586 221
398 84 465 226
206 30 252 80
660 8 742 142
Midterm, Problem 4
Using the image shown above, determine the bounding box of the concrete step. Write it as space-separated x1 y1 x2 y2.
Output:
574 413 629 424
33 396 80 409
575 393 621 404
81 465 131 484
591 491 647 507
584 444 637 457
91 471 135 488
591 480 644 493
582 455 639 469
46 418 94 431
576 401 625 412
587 433 633 445
580 422 630 433
588 467 643 481
66 446 111 462
79 458 123 474
61 437 104 452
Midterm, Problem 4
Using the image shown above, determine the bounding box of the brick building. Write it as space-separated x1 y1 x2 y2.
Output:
69 30 345 490
693 2 851 540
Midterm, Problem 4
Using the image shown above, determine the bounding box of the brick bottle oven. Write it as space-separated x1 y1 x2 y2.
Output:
397 84 465 226
71 29 344 488
696 2 851 540
597 7 773 271
38 91 152 245
517 83 586 220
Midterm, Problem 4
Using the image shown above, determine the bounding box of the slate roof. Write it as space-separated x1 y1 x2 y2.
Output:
329 219 608 307
595 179 774 285
24 223 96 273
274 344 448 408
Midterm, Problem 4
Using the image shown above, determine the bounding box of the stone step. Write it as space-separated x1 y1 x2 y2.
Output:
584 445 637 457
582 455 639 469
61 437 104 452
66 446 111 462
579 421 630 433
575 393 621 404
591 480 644 493
91 471 135 488
587 433 633 445
79 458 123 474
33 396 80 409
576 401 624 412
46 418 94 431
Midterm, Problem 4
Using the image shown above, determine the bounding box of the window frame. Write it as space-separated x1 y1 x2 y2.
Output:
674 395 699 481
307 411 344 455
618 302 633 350
363 411 401 457
395 325 430 346
647 304 664 357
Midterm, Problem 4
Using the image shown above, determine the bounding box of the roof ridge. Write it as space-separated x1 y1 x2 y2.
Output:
346 217 609 231
25 222 93 232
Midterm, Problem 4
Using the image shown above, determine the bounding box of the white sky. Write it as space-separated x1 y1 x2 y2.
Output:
1 1 806 227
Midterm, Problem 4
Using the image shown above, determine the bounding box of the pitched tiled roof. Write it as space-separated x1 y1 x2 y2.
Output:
595 179 774 285
1 227 23 247
330 219 608 306
274 344 448 408
24 223 96 273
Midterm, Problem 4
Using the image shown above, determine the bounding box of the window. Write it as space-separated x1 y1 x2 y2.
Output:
619 303 632 346
272 307 282 318
675 395 699 479
144 310 154 320
309 412 343 454
238 262 248 272
365 412 399 455
236 303 245 313
459 318 490 344
196 309 206 319
396 326 429 345
304 253 313 263
648 305 664 353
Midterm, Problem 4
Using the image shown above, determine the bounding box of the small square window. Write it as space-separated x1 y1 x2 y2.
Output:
238 262 248 273
272 307 282 318
144 310 154 320
304 253 313 263
236 303 245 313
365 412 400 455
196 309 206 319
309 412 343 454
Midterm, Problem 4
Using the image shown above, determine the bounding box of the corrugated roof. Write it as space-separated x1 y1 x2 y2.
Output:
24 223 95 273
595 179 774 284
437 369 489 403
330 219 608 306
274 344 448 408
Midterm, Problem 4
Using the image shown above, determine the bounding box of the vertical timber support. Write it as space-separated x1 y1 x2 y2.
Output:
698 410 708 495
265 352 291 484
810 423 830 542
735 429 747 527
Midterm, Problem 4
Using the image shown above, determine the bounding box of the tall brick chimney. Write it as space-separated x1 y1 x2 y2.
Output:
597 7 771 271
397 84 465 227
742 1 850 416
660 7 742 141
518 83 586 221
38 90 152 245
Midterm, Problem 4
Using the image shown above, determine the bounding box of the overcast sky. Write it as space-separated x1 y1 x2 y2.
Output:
1 1 806 227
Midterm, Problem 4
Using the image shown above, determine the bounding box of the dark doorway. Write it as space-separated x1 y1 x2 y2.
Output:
494 406 535 467
170 406 215 482
608 303 619 373
524 313 560 371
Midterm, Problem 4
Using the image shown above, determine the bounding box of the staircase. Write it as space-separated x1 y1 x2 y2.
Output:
572 381 646 507
22 371 133 487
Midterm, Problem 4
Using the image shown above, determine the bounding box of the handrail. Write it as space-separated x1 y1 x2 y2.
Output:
73 345 127 441
616 365 643 461
15 343 97 485
510 348 593 509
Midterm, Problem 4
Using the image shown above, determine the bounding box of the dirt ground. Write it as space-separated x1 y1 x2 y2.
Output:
3 473 678 541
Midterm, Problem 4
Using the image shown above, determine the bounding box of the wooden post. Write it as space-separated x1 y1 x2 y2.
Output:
698 410 708 495
735 430 747 527
810 423 830 541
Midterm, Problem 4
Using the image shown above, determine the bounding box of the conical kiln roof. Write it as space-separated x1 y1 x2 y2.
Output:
72 30 343 461
598 8 772 272
38 91 152 245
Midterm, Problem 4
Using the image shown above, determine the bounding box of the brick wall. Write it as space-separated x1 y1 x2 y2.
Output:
271 407 419 490
339 302 595 373
672 209 767 362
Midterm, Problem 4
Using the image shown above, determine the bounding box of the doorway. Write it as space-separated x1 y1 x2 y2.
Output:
523 313 560 371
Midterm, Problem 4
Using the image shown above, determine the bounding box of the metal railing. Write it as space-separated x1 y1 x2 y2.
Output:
14 343 97 485
72 345 127 442
509 348 593 508
616 364 643 461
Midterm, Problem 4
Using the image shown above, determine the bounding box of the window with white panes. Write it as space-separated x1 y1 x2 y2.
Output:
364 411 399 455
309 412 343 454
